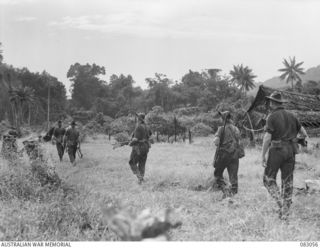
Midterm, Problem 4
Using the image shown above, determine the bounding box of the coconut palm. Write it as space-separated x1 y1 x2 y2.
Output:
9 86 36 128
230 64 256 97
22 86 36 125
278 56 305 90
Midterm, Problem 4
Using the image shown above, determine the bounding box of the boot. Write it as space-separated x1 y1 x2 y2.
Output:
280 200 291 221
137 172 143 185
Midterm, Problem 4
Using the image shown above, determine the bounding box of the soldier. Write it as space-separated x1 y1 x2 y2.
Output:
52 120 66 162
129 113 152 184
261 91 308 220
213 111 242 197
63 120 80 166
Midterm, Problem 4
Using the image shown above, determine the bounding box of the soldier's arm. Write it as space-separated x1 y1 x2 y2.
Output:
299 126 309 138
77 132 80 146
262 132 271 160
261 115 273 167
51 128 57 141
213 127 222 146
148 128 152 138
234 126 241 140
63 129 69 145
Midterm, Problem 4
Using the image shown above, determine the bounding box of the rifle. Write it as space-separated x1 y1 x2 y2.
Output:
212 114 228 168
77 142 83 158
113 140 130 150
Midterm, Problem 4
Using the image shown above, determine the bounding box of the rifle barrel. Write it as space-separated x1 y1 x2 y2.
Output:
213 115 228 167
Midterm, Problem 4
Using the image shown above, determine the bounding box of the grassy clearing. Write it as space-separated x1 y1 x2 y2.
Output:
1 135 320 241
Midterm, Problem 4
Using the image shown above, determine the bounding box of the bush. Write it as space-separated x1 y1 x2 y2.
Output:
177 116 195 130
173 107 200 116
84 120 105 134
191 123 213 136
114 132 130 143
145 112 168 134
72 110 95 124
0 120 11 138
195 113 221 133
110 117 135 135
0 157 109 240
80 113 114 138
95 112 113 127
151 106 164 115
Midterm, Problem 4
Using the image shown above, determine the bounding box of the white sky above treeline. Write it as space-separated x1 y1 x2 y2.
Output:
0 0 319 94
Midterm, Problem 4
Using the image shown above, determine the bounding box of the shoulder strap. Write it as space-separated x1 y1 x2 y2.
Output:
52 127 56 137
227 125 239 144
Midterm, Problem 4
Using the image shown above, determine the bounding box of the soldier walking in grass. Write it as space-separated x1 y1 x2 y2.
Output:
129 113 152 184
261 91 308 220
213 111 243 197
63 120 80 166
52 120 66 162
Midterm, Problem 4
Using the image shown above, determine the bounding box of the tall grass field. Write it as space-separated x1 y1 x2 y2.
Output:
1 135 320 241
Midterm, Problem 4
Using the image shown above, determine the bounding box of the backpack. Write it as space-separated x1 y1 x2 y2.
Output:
226 125 245 159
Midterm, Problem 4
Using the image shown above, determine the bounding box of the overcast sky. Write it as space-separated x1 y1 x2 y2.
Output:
0 0 319 94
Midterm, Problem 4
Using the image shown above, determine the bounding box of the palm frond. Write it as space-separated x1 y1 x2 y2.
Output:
291 56 296 67
283 58 290 68
295 61 304 68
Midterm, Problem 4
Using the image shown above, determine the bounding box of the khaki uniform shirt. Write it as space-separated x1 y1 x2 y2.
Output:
133 123 151 141
265 107 301 141
53 127 66 143
64 127 80 146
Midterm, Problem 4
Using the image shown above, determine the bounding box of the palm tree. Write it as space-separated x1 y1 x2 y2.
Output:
278 56 305 90
21 87 36 125
9 86 36 129
230 64 256 97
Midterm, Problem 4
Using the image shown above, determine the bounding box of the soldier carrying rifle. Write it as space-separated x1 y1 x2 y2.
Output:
63 120 80 166
52 120 66 162
212 111 244 198
128 113 152 184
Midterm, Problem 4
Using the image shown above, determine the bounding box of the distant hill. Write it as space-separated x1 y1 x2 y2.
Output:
249 65 320 95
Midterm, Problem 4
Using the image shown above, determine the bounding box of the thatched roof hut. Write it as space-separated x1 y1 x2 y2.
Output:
247 85 320 136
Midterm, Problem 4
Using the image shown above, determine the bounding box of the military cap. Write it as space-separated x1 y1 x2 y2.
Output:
265 91 288 103
218 111 231 120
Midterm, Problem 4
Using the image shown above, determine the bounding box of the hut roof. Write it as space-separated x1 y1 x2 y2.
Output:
247 85 320 128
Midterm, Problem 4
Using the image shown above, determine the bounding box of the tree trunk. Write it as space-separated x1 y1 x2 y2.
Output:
14 102 21 134
174 116 177 142
19 100 24 125
47 85 50 130
10 102 16 127
28 103 31 126
188 129 192 144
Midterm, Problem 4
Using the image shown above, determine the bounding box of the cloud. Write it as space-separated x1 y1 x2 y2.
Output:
47 0 319 41
48 1 279 41
15 16 37 22
0 0 38 5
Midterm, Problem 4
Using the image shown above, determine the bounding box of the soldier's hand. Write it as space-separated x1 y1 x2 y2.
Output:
262 156 267 168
